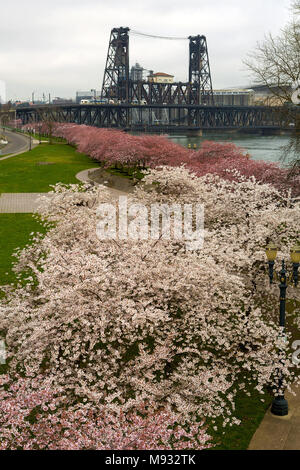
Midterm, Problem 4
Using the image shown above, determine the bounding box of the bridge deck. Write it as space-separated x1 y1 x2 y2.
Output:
16 104 296 131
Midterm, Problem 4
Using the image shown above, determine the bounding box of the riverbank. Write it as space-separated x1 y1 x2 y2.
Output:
168 132 296 166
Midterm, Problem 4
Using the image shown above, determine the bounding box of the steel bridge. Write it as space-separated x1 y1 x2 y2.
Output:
16 103 288 132
15 26 295 132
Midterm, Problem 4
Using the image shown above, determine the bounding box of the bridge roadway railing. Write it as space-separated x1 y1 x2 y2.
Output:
16 103 292 131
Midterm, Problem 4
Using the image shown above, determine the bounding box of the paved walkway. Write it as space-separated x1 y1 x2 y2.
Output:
248 387 300 450
0 193 52 213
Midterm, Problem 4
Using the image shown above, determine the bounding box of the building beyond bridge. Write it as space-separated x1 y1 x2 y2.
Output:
148 72 174 84
213 89 254 106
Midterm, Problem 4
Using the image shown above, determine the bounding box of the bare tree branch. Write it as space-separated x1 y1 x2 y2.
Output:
244 5 300 172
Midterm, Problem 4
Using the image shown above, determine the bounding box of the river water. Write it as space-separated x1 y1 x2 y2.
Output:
168 133 296 167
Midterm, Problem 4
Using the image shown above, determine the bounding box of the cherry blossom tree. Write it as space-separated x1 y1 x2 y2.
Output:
1 167 299 449
22 123 300 196
0 375 211 450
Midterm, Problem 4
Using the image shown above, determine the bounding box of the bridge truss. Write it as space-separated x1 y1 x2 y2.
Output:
16 103 287 132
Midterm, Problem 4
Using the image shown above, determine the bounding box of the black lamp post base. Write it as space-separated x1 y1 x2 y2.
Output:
271 397 288 416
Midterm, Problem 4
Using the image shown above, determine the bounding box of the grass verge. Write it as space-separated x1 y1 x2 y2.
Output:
208 386 272 450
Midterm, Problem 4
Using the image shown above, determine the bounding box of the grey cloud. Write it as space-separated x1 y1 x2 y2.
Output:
0 0 293 100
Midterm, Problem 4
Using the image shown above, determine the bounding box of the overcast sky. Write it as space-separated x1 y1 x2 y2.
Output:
0 0 293 101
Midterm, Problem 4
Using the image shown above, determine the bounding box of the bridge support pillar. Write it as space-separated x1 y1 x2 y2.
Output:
261 128 282 136
186 129 203 137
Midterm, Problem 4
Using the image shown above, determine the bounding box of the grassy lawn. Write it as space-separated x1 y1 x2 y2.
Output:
0 143 99 193
0 214 48 288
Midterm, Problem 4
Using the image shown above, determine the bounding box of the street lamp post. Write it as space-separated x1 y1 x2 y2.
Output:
265 243 300 416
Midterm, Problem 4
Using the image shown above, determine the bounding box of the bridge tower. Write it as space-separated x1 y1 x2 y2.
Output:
101 27 130 102
188 35 214 105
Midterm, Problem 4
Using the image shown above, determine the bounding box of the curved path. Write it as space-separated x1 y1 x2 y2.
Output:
76 168 127 199
0 130 32 160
